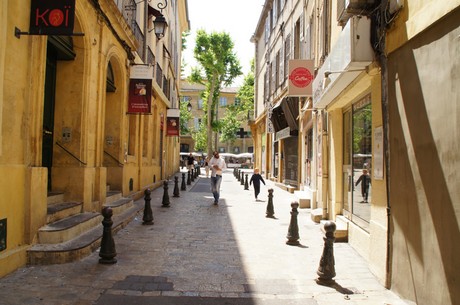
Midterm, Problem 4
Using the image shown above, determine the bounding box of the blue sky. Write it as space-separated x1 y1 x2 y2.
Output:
182 0 265 86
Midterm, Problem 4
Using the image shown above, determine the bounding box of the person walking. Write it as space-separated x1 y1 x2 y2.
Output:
187 153 195 171
209 151 226 205
355 169 371 203
249 168 266 201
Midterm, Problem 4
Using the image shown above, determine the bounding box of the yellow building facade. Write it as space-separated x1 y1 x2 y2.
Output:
180 81 254 155
0 0 189 277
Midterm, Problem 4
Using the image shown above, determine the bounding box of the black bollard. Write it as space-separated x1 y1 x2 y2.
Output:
286 202 300 245
237 170 241 181
181 172 186 191
191 168 195 182
142 189 154 225
240 171 244 185
244 174 249 190
99 207 117 264
187 170 191 185
266 188 275 218
233 168 236 178
161 180 170 207
173 176 180 197
316 221 337 285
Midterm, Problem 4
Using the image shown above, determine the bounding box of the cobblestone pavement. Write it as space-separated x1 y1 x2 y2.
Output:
0 169 410 305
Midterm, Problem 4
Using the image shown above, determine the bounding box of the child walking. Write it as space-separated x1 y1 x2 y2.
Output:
355 169 371 203
250 168 266 201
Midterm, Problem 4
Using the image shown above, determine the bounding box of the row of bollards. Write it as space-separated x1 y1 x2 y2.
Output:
99 168 201 265
101 168 337 286
232 168 337 285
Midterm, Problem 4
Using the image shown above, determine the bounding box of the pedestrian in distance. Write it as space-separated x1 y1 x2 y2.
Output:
204 158 210 178
250 168 266 201
209 151 226 205
355 169 371 203
187 153 195 171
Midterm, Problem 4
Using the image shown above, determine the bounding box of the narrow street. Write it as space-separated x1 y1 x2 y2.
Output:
0 169 407 305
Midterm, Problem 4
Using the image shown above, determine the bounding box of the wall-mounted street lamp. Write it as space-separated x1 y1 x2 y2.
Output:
187 102 192 112
148 0 168 40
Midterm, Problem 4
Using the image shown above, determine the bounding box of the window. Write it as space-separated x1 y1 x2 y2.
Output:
180 96 191 103
234 98 241 106
219 97 227 107
343 95 372 230
284 34 291 80
194 118 200 130
198 99 204 109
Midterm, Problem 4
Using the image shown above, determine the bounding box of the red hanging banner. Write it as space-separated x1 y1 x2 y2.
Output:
128 66 153 114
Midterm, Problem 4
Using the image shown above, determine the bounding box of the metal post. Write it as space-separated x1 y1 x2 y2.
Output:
244 174 249 190
142 189 154 225
240 171 244 185
266 188 275 218
286 202 300 245
161 180 170 207
191 168 195 182
173 176 180 197
181 172 186 190
316 221 336 285
187 170 191 185
99 207 117 264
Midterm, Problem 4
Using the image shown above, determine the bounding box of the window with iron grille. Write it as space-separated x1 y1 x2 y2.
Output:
156 65 163 87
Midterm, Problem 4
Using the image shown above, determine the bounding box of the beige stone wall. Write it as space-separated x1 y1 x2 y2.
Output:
387 4 460 303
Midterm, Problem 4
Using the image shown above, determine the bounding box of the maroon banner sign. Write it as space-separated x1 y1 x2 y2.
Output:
166 117 180 136
128 79 152 114
29 0 76 35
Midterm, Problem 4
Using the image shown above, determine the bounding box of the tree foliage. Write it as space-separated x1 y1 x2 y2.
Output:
179 98 192 135
219 60 255 144
188 30 242 156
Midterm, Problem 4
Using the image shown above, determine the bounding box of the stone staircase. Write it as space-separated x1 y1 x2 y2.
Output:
27 189 143 265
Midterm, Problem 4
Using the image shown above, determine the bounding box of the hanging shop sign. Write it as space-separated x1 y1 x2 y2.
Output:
29 0 76 35
288 60 314 96
128 65 153 114
166 109 180 136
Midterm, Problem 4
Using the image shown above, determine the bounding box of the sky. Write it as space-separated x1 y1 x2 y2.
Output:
182 0 266 86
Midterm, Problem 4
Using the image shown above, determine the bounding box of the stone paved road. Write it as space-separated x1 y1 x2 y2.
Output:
0 169 410 305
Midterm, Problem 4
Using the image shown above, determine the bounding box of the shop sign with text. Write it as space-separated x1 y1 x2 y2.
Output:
166 109 180 136
29 0 76 35
128 66 153 114
288 60 314 96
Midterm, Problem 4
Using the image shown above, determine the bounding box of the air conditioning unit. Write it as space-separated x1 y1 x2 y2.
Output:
337 0 376 26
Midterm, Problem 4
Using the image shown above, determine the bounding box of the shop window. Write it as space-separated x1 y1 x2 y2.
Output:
343 95 372 229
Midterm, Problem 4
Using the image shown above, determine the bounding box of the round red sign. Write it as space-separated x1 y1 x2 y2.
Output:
289 67 313 88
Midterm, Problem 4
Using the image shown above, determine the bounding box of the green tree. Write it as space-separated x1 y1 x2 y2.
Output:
188 30 242 156
179 98 192 135
220 60 255 145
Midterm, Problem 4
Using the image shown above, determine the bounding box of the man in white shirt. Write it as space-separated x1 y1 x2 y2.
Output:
208 151 226 205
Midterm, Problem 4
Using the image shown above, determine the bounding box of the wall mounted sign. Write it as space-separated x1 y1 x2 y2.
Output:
166 109 180 136
288 60 314 96
128 65 153 114
29 0 76 35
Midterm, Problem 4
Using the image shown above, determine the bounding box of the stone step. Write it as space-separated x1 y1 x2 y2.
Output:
46 201 83 224
105 191 123 205
294 190 311 208
38 212 102 244
103 197 134 215
320 216 349 242
47 192 65 205
28 200 144 265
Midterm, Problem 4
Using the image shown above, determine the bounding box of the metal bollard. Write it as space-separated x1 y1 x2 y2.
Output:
286 202 300 245
161 180 170 207
244 174 249 190
266 188 275 218
237 170 241 181
316 221 336 285
181 172 186 191
173 176 180 197
187 170 191 185
142 189 154 225
99 207 117 264
240 171 244 185
191 168 195 182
